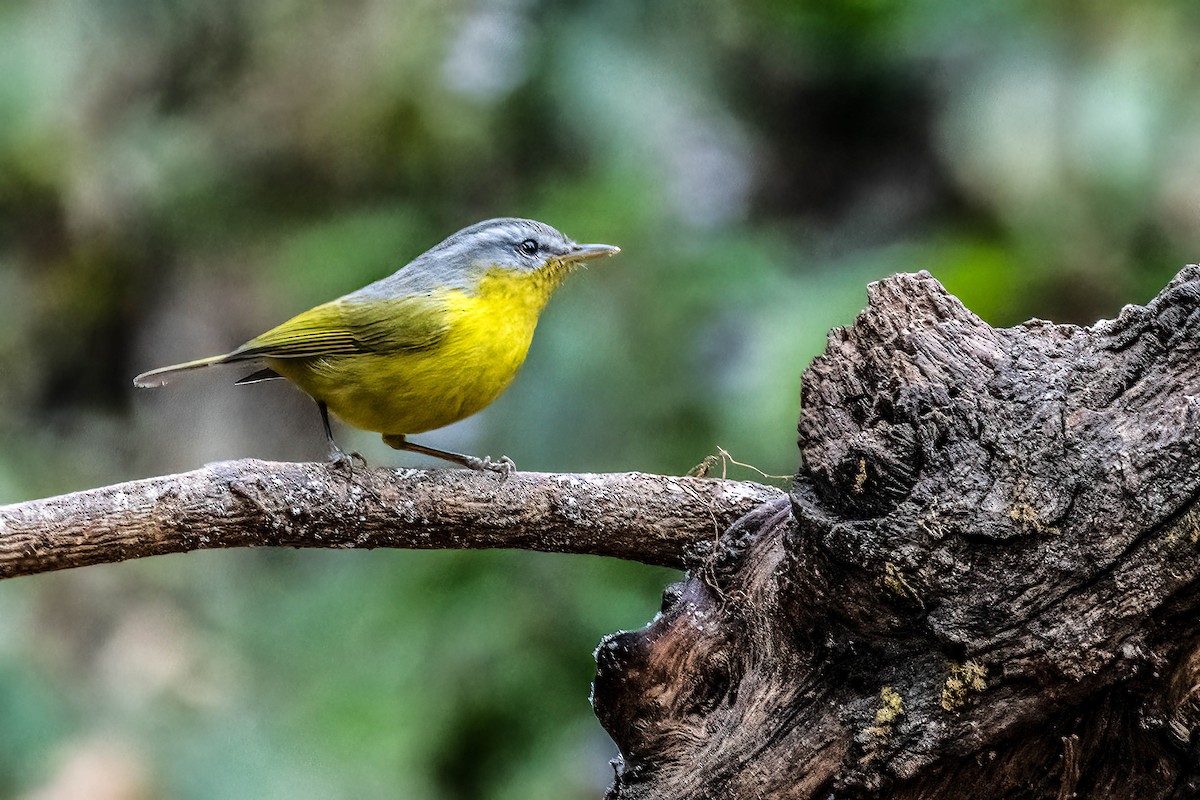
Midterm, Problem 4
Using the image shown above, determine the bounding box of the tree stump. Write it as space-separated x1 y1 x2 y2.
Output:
593 267 1200 799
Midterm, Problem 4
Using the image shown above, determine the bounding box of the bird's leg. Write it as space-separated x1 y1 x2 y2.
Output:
316 400 365 469
381 434 515 476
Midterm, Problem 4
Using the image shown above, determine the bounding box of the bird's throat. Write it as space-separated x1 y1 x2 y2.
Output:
476 261 574 316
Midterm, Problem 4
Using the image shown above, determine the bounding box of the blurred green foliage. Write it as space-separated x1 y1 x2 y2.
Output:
2 0 1200 797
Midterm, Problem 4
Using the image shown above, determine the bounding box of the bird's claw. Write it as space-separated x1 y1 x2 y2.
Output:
327 445 367 474
464 454 515 477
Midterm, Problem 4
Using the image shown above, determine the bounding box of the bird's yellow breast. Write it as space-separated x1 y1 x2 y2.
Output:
272 264 568 435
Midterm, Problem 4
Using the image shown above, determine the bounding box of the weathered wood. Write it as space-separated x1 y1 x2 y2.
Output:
0 462 782 577
593 266 1200 798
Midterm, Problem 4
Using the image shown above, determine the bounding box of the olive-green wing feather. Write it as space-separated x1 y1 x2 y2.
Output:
230 294 450 360
133 293 450 388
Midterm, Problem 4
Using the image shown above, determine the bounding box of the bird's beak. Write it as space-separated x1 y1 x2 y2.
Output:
564 243 621 263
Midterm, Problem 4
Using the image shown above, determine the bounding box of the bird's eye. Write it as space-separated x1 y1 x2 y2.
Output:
518 239 539 256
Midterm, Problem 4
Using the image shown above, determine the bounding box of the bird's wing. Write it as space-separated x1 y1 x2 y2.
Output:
229 294 451 360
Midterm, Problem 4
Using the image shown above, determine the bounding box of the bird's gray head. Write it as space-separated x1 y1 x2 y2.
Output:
364 218 619 298
429 217 620 278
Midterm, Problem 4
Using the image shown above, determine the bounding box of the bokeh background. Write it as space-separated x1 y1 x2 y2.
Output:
2 1 1200 797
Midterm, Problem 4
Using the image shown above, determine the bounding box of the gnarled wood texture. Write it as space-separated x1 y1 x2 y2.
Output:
593 267 1200 798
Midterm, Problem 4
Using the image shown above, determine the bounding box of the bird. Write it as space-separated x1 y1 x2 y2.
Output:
134 217 620 472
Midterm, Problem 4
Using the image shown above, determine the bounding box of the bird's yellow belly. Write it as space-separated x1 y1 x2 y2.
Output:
269 280 545 435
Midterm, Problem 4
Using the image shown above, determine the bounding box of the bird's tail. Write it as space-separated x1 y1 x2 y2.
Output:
133 354 231 388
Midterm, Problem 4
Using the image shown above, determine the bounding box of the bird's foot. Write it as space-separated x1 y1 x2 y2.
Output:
464 454 515 477
327 444 367 474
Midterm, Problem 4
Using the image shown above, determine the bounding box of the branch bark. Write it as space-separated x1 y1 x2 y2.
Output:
0 461 782 578
593 265 1200 799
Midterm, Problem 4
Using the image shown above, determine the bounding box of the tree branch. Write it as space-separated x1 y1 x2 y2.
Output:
0 460 783 579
